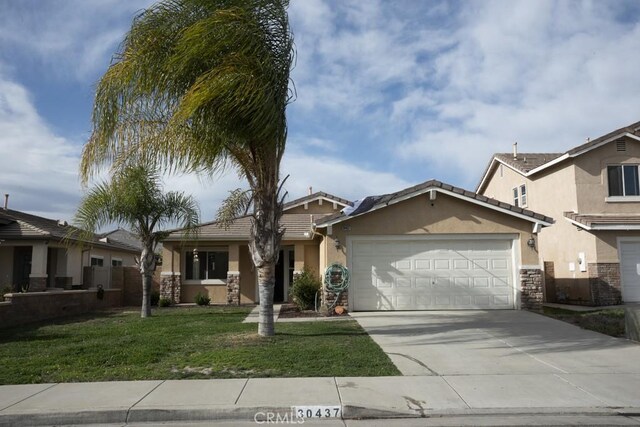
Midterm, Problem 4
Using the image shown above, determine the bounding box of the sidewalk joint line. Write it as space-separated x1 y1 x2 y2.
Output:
554 374 610 406
234 378 250 405
125 380 165 423
0 383 58 412
441 376 471 409
480 329 569 374
333 376 345 419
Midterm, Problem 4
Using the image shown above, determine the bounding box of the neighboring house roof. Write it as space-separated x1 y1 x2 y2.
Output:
0 209 139 253
314 179 554 228
477 120 640 193
283 191 352 210
100 228 144 251
164 213 323 241
564 212 640 231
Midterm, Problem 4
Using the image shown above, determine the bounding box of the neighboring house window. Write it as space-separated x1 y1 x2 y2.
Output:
608 165 640 196
112 259 123 267
520 184 527 207
185 250 229 281
512 187 519 207
91 256 104 267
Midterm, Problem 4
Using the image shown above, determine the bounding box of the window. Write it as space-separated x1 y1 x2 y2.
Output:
513 187 519 207
608 165 640 196
90 256 104 267
185 250 229 281
520 184 527 207
112 259 123 267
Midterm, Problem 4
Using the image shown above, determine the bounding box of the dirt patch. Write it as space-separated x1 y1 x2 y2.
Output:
278 303 349 319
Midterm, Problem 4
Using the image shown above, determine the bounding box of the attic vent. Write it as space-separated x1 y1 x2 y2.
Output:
616 139 626 152
57 220 68 227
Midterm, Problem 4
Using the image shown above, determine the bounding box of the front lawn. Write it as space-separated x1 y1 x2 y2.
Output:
0 307 399 384
543 306 625 337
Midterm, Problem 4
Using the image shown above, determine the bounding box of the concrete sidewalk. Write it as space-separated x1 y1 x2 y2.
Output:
2 373 640 426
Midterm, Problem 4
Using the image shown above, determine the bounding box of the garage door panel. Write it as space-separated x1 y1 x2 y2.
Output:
351 237 514 311
621 242 640 302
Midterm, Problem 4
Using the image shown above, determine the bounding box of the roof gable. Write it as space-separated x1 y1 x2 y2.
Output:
315 179 553 228
477 120 640 193
283 192 352 212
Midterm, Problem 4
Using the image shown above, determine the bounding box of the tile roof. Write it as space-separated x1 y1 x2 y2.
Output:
478 120 640 191
314 179 554 227
283 192 352 210
0 209 139 252
493 153 564 174
564 212 640 229
164 213 324 241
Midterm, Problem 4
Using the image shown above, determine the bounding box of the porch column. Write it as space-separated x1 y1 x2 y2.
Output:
160 244 181 303
29 243 48 291
226 244 240 305
293 243 305 280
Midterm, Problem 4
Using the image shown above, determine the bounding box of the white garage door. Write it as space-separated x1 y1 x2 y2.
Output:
350 237 515 311
620 241 640 302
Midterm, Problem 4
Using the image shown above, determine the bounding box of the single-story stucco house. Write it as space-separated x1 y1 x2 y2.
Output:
161 180 553 311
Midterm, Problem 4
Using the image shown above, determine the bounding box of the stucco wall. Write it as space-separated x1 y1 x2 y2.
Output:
574 136 640 214
319 192 540 271
0 246 13 287
182 284 227 303
239 244 256 303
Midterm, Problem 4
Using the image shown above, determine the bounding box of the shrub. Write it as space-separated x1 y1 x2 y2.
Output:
158 297 172 307
195 292 211 306
150 291 160 306
1 286 11 302
290 268 321 311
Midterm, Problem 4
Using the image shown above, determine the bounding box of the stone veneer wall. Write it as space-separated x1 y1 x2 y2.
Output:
160 273 181 304
588 263 621 306
28 277 47 292
520 267 543 311
226 272 240 305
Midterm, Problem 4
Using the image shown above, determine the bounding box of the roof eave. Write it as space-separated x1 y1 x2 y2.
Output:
316 186 553 229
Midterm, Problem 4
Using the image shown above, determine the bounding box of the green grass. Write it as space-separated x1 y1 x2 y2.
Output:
0 307 399 384
543 306 626 338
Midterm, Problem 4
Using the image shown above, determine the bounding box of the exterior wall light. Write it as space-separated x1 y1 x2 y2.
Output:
193 248 199 262
527 236 536 249
334 238 341 250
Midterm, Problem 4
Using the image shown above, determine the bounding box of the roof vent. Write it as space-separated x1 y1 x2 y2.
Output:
3 194 8 211
616 139 626 152
99 237 108 243
513 142 518 160
57 220 68 227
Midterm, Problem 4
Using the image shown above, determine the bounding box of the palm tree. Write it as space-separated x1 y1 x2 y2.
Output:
80 0 294 335
73 165 199 318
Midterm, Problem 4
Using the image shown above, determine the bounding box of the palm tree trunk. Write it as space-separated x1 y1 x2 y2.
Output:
140 242 156 318
258 262 276 336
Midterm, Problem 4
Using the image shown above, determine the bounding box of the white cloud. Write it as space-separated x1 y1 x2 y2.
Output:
0 73 81 219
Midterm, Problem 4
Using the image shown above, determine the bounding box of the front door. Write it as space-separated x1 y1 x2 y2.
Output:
273 248 294 303
12 246 32 292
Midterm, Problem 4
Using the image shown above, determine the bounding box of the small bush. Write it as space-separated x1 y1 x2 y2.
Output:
290 268 321 311
1 286 12 302
158 297 172 307
195 292 211 306
150 291 160 307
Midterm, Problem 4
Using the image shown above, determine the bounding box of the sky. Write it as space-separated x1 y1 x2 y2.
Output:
1 0 640 224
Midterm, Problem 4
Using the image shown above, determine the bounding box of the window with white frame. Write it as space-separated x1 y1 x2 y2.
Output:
90 256 104 267
608 165 640 196
185 250 229 281
512 187 519 207
111 258 123 267
520 184 527 207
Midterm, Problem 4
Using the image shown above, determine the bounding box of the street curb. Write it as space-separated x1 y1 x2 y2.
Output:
2 405 640 426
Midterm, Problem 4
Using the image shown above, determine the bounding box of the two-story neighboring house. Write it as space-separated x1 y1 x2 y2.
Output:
477 120 640 306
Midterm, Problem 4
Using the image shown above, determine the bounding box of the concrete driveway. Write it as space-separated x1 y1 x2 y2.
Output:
351 310 640 376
